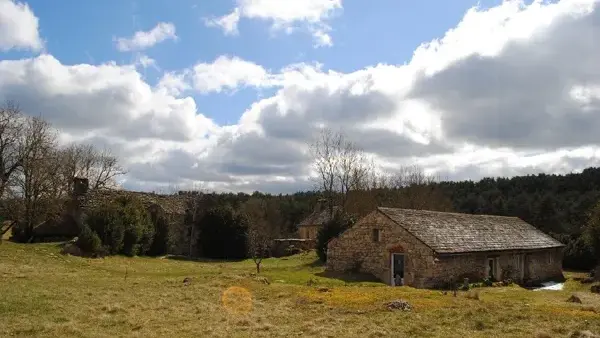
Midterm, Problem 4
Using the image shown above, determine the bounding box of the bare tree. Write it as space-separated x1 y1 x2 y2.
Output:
310 128 372 214
243 197 283 273
247 222 272 274
58 143 125 192
381 165 453 211
10 116 62 241
0 101 26 197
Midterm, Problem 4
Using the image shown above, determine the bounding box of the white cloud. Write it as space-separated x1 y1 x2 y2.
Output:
2 0 600 193
115 22 177 52
204 8 241 35
0 0 43 51
191 55 279 94
206 0 342 47
134 54 158 70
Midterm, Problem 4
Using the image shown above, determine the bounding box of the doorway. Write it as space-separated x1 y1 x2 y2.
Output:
391 253 405 286
487 258 496 280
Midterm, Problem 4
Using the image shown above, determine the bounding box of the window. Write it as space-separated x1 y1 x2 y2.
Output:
372 229 381 242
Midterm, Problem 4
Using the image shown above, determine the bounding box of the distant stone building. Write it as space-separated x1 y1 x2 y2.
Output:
32 178 195 255
297 199 339 240
326 207 565 288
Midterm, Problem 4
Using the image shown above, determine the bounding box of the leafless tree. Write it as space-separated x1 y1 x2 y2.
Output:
243 197 283 273
380 165 453 211
310 128 372 214
0 101 26 197
247 221 272 274
58 143 125 192
9 116 62 241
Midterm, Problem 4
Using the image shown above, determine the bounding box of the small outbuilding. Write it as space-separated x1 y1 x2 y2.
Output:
297 199 340 240
326 207 565 288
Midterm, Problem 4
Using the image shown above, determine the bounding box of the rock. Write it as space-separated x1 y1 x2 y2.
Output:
591 285 600 294
183 277 192 286
386 299 412 311
255 276 270 285
567 295 582 304
570 330 600 338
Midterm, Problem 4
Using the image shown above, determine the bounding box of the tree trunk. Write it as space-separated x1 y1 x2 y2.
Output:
256 262 261 274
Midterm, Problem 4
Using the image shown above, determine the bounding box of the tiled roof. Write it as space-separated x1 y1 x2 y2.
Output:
79 189 189 215
298 206 341 227
377 207 564 254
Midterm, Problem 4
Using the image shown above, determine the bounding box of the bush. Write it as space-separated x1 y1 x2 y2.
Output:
76 225 102 255
147 207 170 256
195 206 248 259
554 233 596 270
85 195 154 256
316 211 355 262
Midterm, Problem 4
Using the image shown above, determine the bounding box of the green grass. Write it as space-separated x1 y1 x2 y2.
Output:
1 242 599 337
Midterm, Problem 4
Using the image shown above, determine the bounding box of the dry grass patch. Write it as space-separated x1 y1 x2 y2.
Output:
1 242 600 337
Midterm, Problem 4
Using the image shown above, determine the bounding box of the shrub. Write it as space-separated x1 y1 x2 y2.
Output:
85 195 154 256
75 225 102 255
195 206 248 259
316 211 355 262
147 207 170 256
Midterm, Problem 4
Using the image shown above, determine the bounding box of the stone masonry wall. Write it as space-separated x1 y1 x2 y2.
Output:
524 248 564 283
326 210 565 288
427 248 564 287
326 211 436 287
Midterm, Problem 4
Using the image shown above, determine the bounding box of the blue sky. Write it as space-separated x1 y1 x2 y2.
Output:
1 0 599 193
10 0 503 125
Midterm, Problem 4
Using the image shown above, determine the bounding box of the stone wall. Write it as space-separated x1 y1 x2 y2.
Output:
298 226 318 240
326 210 565 288
326 211 437 287
524 248 564 283
271 239 316 257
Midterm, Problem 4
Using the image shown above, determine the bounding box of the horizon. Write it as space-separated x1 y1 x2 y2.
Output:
2 0 600 194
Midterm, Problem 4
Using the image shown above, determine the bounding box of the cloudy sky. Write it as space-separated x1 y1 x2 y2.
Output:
1 0 600 193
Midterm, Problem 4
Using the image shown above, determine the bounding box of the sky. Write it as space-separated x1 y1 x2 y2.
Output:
1 0 600 194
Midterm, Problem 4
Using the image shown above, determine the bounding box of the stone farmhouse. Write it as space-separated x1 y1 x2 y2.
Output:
297 200 340 240
326 207 565 288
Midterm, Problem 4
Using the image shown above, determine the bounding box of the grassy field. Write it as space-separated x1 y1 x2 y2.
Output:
1 242 599 338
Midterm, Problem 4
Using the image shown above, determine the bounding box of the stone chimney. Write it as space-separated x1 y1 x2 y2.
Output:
314 198 327 213
73 177 89 197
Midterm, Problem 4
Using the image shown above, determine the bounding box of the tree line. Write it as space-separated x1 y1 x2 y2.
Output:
1 103 598 271
0 101 124 242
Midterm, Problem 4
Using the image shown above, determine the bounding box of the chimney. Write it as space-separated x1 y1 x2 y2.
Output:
73 177 89 197
314 198 327 213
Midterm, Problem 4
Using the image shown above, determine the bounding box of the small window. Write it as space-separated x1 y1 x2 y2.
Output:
372 229 381 242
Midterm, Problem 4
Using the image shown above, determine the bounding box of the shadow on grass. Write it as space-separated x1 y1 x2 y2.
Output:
164 255 246 263
314 270 382 284
303 258 325 268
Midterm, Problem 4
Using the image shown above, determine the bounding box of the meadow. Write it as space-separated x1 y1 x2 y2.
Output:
1 242 599 338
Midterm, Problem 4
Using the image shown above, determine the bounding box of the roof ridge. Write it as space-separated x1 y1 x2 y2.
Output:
376 206 521 220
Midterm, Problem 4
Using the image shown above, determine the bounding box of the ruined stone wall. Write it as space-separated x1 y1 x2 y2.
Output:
326 211 437 287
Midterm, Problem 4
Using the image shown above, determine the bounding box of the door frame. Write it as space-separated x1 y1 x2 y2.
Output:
390 253 405 286
487 257 496 280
